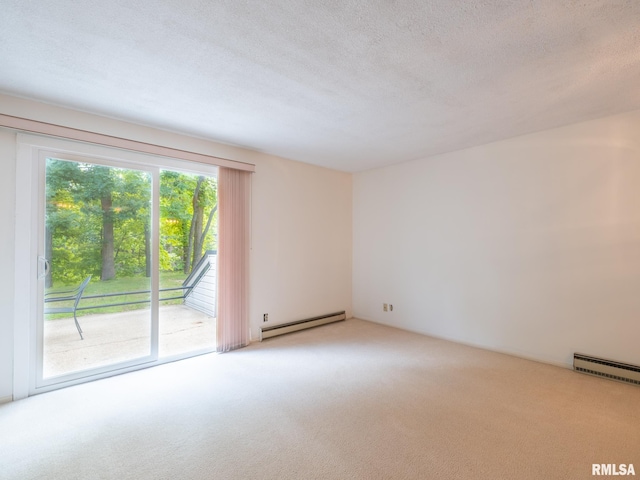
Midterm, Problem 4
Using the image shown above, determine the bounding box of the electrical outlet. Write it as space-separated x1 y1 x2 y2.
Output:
263 313 268 322
383 303 388 312
390 304 393 312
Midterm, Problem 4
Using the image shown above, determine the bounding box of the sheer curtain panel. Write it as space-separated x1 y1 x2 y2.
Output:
216 167 251 352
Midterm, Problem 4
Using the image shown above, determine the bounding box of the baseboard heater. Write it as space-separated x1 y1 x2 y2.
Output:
573 353 640 386
260 311 346 340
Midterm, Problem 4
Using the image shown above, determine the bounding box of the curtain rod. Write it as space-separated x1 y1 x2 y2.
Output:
0 113 255 173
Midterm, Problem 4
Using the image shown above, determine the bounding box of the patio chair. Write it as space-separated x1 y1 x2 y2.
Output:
44 275 92 340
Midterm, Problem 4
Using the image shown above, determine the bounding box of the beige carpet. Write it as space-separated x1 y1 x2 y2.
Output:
1 318 638 479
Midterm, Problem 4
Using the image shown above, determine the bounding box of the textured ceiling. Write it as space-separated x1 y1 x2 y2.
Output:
1 1 640 172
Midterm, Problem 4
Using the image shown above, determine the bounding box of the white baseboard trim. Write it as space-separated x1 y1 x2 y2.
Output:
0 395 13 405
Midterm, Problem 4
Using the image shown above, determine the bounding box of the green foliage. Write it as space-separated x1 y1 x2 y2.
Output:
159 170 217 273
45 159 217 287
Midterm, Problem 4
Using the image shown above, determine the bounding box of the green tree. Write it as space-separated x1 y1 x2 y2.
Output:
45 159 84 286
46 161 214 286
188 176 218 272
76 165 150 281
46 159 151 284
160 171 217 274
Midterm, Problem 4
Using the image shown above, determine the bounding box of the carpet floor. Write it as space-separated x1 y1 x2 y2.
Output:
1 318 639 479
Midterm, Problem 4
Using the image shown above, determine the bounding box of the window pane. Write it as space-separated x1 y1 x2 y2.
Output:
43 158 152 377
158 169 217 357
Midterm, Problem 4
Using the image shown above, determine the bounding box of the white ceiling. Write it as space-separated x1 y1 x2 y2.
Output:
1 1 640 172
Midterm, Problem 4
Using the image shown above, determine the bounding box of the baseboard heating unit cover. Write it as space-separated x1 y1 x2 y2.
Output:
573 353 640 385
260 311 346 340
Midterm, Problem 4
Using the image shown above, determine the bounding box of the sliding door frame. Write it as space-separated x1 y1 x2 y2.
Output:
35 151 159 389
14 134 218 398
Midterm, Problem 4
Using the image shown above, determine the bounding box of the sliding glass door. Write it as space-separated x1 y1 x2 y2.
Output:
158 169 217 358
36 149 217 390
42 158 153 379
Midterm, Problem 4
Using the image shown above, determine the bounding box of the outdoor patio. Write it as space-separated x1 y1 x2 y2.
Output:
43 305 215 378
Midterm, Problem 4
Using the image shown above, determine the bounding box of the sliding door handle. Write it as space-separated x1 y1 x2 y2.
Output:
38 256 50 279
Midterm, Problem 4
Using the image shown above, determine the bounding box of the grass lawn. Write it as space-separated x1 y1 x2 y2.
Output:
45 272 189 318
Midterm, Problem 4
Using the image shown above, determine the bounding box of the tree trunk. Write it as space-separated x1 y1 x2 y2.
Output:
184 177 204 273
199 204 217 251
192 201 204 268
182 219 190 275
184 221 195 274
101 193 116 281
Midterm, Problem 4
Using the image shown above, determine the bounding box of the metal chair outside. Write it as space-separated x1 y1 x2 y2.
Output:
44 275 92 339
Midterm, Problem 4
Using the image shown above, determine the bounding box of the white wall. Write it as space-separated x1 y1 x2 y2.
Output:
0 129 16 403
354 109 640 368
0 94 352 399
252 155 352 333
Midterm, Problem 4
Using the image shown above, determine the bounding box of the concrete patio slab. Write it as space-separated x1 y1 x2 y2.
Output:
44 305 215 378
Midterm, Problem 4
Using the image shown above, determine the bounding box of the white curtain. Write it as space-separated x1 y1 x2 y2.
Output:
216 167 251 352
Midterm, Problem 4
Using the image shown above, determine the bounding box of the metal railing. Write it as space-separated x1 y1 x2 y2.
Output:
46 286 193 311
